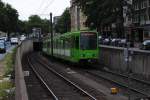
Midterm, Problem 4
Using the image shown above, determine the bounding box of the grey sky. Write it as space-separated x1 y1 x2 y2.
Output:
3 0 70 20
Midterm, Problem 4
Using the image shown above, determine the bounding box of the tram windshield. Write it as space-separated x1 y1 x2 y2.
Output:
80 32 97 50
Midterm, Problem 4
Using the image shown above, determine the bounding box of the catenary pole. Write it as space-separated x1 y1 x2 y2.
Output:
50 13 53 56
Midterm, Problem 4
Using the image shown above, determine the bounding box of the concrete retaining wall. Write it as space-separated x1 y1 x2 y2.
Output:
99 45 150 78
15 40 33 100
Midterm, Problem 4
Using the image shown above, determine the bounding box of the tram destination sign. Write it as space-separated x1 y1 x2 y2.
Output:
81 32 96 36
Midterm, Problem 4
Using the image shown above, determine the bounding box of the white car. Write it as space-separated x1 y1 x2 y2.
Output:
10 37 19 44
20 35 26 41
0 37 7 41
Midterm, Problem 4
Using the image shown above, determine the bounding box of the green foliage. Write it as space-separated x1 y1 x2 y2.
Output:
0 47 16 100
0 81 13 90
17 20 27 34
4 48 16 76
0 1 50 36
0 0 18 34
0 81 13 99
75 0 132 37
20 15 50 35
54 8 71 33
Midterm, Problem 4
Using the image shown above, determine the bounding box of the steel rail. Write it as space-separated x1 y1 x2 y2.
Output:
35 58 97 100
103 70 150 86
87 71 150 97
27 56 59 100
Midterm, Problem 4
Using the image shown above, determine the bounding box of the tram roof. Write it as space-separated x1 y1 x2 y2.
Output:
54 30 97 39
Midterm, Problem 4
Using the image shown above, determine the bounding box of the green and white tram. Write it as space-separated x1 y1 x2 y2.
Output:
43 31 99 63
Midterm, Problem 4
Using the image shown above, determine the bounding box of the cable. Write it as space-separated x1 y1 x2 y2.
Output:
41 0 55 14
35 0 48 14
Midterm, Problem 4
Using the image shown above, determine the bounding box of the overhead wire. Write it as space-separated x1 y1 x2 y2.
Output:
34 0 48 14
35 0 44 14
41 0 55 14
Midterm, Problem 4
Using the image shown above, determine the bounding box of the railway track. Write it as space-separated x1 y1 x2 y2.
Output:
27 55 97 100
32 53 150 99
104 70 150 86
86 70 150 98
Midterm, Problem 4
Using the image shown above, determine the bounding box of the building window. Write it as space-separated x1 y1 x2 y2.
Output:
128 16 132 21
144 31 150 38
133 14 139 23
134 3 139 10
140 14 145 21
141 1 147 9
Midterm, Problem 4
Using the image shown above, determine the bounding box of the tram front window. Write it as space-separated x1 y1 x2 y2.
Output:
80 32 97 50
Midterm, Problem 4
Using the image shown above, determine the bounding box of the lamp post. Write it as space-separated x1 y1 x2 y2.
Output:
124 41 133 100
50 13 53 56
127 42 131 100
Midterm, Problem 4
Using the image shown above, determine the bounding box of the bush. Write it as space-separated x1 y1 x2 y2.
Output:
4 48 16 76
0 81 14 99
0 47 16 99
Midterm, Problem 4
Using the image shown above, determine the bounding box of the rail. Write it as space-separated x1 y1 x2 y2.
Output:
87 70 150 97
32 55 97 100
27 56 59 100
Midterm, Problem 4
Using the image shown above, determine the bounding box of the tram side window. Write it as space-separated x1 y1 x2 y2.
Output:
63 40 65 49
65 40 67 49
56 40 58 49
61 40 63 49
70 37 74 48
48 41 51 48
75 37 79 49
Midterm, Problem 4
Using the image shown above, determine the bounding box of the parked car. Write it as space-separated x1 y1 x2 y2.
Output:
20 35 26 41
98 36 104 44
0 37 7 41
110 38 121 46
140 40 150 50
0 40 6 53
103 38 111 45
10 37 19 45
118 39 127 47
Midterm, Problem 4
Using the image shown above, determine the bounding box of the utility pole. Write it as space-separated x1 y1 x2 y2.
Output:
77 6 80 31
50 13 53 56
124 41 133 100
127 42 131 100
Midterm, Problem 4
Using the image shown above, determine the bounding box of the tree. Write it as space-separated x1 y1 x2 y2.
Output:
17 20 27 34
0 0 19 38
5 4 18 33
75 0 132 37
54 8 71 33
25 15 50 34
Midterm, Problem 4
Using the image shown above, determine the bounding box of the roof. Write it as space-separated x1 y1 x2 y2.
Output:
53 30 98 40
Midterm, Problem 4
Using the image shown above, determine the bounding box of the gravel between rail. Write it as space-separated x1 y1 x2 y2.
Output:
27 53 102 100
39 53 150 100
22 55 53 100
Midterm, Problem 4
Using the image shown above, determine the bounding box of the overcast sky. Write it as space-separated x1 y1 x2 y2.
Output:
3 0 70 20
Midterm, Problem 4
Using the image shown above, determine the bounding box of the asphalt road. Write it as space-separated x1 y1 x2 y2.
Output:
0 42 16 60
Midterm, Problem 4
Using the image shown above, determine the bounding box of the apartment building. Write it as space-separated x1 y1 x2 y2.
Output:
132 0 150 41
70 0 87 31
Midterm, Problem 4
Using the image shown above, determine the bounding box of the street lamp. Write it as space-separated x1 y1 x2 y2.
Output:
124 41 133 100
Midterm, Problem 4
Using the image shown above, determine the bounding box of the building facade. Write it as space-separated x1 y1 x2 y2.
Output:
70 0 87 31
70 0 150 42
53 16 61 25
132 0 150 41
